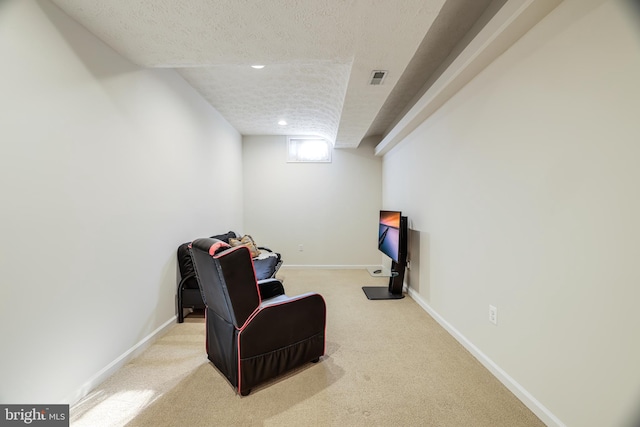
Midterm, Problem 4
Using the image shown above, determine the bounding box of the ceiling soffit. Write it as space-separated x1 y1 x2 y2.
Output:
49 0 508 148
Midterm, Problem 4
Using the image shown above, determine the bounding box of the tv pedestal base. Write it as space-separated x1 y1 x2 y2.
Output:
362 286 404 300
362 261 405 300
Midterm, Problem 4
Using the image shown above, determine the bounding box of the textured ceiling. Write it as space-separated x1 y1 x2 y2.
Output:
51 0 499 148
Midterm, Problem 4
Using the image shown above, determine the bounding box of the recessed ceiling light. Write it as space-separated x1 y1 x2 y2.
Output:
278 120 287 126
251 65 265 69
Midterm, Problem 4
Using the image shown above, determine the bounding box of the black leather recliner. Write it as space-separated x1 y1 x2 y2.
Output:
190 238 326 396
177 231 283 322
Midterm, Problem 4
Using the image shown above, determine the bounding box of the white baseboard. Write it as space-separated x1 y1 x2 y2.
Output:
280 264 378 270
66 316 177 406
406 287 566 427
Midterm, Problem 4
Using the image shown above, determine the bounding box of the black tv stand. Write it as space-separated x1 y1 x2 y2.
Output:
362 260 405 300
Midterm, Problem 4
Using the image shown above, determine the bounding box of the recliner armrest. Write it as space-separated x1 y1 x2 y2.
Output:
257 278 285 300
239 293 326 358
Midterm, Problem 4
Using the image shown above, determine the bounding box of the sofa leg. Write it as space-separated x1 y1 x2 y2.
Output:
177 292 184 323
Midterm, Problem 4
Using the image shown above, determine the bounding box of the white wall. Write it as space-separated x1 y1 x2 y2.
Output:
382 0 640 426
242 136 382 266
0 0 243 404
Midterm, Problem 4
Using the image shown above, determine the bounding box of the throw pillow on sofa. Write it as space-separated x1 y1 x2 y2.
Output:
229 234 260 258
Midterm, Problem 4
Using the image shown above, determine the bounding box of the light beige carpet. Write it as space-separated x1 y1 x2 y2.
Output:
71 269 544 427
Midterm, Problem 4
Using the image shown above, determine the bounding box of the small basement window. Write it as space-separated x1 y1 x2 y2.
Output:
287 137 332 163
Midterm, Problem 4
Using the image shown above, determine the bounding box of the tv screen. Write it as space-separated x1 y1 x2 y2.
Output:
378 210 401 263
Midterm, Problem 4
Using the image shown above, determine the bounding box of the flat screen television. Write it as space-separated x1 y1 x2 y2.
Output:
364 210 408 300
378 210 404 263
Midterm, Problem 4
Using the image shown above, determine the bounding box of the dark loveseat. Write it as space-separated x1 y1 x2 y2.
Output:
177 231 283 323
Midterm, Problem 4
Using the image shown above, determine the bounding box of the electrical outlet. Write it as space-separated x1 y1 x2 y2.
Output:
298 244 304 252
489 305 498 325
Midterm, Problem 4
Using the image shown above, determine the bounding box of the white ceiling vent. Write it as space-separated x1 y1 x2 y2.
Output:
369 70 388 85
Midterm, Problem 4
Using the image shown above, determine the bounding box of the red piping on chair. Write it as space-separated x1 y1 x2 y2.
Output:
208 241 231 255
205 309 209 354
